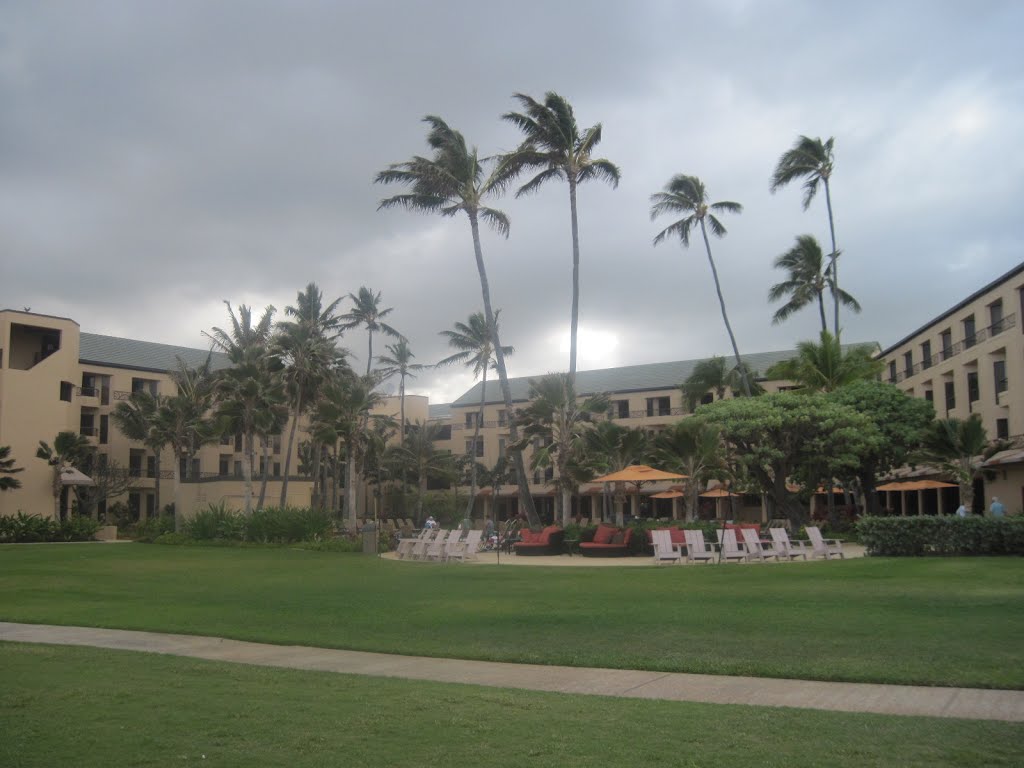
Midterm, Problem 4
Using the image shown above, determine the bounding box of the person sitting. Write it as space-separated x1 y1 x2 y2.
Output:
424 515 438 529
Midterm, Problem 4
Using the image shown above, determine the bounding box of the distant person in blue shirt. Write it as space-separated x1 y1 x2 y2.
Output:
955 503 968 518
989 497 1006 518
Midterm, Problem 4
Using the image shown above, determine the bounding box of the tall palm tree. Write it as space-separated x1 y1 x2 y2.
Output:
0 445 23 491
498 91 620 384
681 356 763 412
651 174 751 396
376 338 424 443
770 136 842 336
36 431 92 521
375 115 539 526
916 414 1010 514
768 235 860 331
111 390 168 520
340 286 402 377
652 419 727 521
512 373 609 526
436 311 513 518
765 331 881 393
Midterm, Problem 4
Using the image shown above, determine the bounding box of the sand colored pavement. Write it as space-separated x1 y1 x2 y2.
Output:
2 621 1021 722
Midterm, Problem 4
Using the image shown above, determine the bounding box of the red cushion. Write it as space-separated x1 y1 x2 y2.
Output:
669 529 686 544
594 525 617 545
610 531 625 545
519 530 538 544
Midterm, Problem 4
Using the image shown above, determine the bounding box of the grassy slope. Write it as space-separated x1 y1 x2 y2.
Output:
1 544 1022 688
3 643 1022 768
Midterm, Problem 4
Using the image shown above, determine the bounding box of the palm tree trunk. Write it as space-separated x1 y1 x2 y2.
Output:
311 441 322 510
468 210 539 527
417 474 427 525
152 451 161 520
243 431 254 515
345 444 357 528
824 179 840 340
331 441 340 515
568 177 581 386
280 392 302 507
257 438 270 511
172 465 182 533
366 331 373 378
817 292 827 333
699 218 751 397
465 366 486 519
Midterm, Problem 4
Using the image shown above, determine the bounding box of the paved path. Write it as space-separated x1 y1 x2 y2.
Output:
2 622 1022 722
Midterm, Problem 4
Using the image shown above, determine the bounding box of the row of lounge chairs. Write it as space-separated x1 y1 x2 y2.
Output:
652 526 844 564
395 528 483 563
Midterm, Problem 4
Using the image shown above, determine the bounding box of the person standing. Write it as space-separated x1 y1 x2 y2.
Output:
955 503 968 518
989 497 1006 518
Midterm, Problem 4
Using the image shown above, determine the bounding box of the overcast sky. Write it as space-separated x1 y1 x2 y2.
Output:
3 1 1022 403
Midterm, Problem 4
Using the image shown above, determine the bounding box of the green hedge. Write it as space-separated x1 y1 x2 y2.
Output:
856 516 1024 556
181 503 335 545
0 513 101 543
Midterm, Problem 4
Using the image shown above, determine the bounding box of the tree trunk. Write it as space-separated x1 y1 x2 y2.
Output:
417 475 427 525
257 438 270 511
561 486 572 527
465 367 486 519
280 391 302 507
817 291 827 333
310 440 323 511
699 218 751 397
824 179 840 340
152 450 161 520
345 447 357 528
366 330 373 378
468 210 539 527
568 177 581 386
243 431 254 515
172 465 183 533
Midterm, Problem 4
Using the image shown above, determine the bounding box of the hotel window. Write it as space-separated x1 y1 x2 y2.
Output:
994 360 1007 395
273 435 282 454
60 381 73 402
921 340 932 369
996 418 1009 440
963 315 976 348
967 371 979 403
465 438 484 457
273 462 281 477
498 437 506 456
903 351 913 378
646 396 671 417
234 461 242 478
888 360 897 383
990 300 1004 333
146 456 156 478
465 412 478 428
610 399 629 419
700 392 714 405
219 455 231 476
924 390 933 403
944 381 955 411
940 329 953 359
234 433 243 452
498 410 507 426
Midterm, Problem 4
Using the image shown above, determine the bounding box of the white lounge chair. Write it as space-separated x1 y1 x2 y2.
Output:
716 528 747 563
769 527 808 561
805 526 844 560
683 529 716 564
741 527 777 562
447 529 482 562
651 529 681 564
426 530 458 561
410 529 438 560
395 529 428 559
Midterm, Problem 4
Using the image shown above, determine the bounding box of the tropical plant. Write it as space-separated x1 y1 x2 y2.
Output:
436 311 513 518
579 421 650 524
376 338 424 443
498 91 620 383
375 115 538 525
770 135 842 336
0 445 24 491
341 286 402 377
681 356 763 412
765 331 881 393
512 373 609 526
652 419 728 521
35 431 91 521
394 420 455 525
111 390 168 519
768 235 860 331
651 174 750 396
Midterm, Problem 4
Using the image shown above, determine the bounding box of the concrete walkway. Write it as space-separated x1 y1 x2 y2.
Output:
3 622 1022 722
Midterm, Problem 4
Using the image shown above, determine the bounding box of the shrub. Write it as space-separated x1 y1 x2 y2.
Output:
185 503 246 541
152 532 191 546
857 516 1024 556
56 516 101 542
132 514 176 543
0 512 99 542
246 506 332 544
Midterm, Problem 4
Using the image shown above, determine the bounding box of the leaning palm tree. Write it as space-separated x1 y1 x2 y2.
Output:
375 115 539 526
498 91 620 384
376 338 424 444
770 136 842 336
769 235 860 331
651 174 751 396
436 311 513 518
341 286 402 377
111 390 168 520
765 330 881 393
0 445 24 491
681 356 763 412
36 432 92 521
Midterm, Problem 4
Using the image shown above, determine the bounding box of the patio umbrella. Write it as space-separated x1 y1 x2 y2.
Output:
903 479 957 490
698 488 740 498
590 465 688 523
650 490 685 499
59 467 94 486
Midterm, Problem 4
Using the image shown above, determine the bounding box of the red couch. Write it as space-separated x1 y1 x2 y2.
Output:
579 524 633 557
513 525 565 555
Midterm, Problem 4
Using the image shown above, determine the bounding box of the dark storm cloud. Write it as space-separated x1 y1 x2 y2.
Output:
2 0 1022 403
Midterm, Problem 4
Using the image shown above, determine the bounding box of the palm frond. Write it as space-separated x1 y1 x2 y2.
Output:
479 207 510 237
515 167 563 197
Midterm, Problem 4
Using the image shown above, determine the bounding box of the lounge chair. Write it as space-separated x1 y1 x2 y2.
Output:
805 526 844 560
410 529 438 560
396 529 429 559
741 527 777 562
426 530 458 561
447 529 482 562
651 529 681 564
716 528 748 563
769 527 807 561
683 529 716 564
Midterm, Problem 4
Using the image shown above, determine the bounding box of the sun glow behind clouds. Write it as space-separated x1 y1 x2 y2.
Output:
551 325 622 372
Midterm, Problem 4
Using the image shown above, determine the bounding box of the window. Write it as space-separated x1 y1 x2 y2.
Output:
145 495 156 517
273 462 281 477
610 399 629 419
990 300 1004 333
700 392 714 405
465 412 478 428
994 360 1007 395
903 351 913 378
888 361 897 383
967 371 979 403
465 438 484 457
131 378 158 395
924 390 933 403
940 329 953 359
234 433 243 452
921 341 932 370
498 437 506 456
273 435 282 454
99 415 109 445
498 410 507 427
944 381 955 411
219 455 231 476
59 381 73 402
646 396 670 417
129 449 144 477
234 461 242 478
146 456 156 478
963 315 976 349
220 434 232 446
996 418 1009 440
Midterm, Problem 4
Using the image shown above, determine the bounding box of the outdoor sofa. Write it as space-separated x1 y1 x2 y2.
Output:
579 524 633 557
513 525 565 556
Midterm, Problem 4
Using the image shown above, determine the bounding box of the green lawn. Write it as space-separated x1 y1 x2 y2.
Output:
1 544 1023 688
3 643 1022 768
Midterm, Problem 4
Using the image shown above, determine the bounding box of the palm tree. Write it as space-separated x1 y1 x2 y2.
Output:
916 414 1010 514
651 174 750 396
375 115 539 526
652 419 727 521
340 286 402 377
513 373 609 526
765 331 881 393
436 311 513 518
770 136 842 336
0 445 24 491
681 356 763 412
376 338 424 443
768 235 860 331
35 431 91 521
111 390 168 520
498 91 620 384
394 420 455 525
580 421 649 524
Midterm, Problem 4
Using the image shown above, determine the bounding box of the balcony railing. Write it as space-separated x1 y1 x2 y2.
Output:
890 313 1016 383
76 386 99 398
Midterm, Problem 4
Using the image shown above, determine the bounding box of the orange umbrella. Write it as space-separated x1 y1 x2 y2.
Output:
903 479 957 490
650 490 685 499
590 464 688 483
699 488 740 498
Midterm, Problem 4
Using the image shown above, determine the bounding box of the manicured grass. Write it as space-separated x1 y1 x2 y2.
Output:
3 643 1022 768
1 544 1023 688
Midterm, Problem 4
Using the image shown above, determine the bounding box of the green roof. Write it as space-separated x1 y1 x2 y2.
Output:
79 333 231 374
